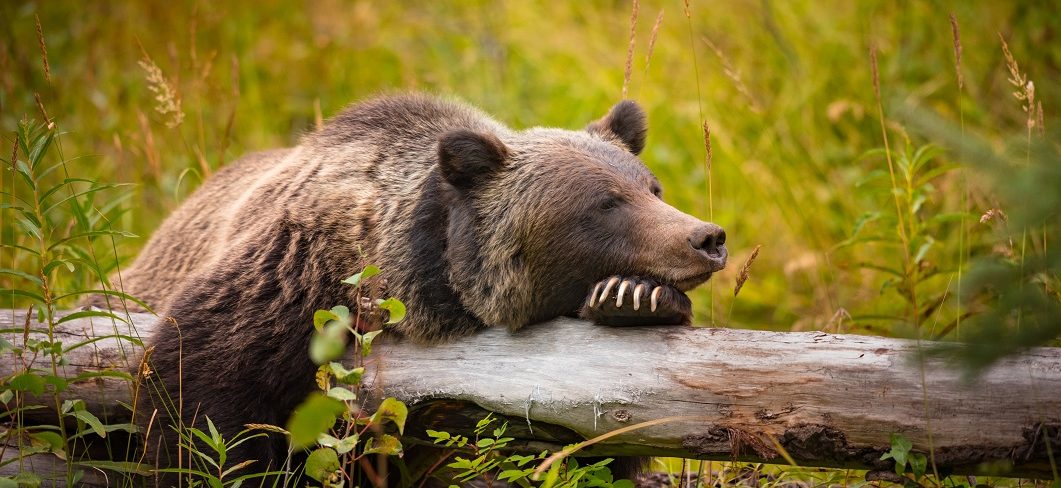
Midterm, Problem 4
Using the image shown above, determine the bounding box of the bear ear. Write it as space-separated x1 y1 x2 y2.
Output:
437 129 509 190
585 100 648 155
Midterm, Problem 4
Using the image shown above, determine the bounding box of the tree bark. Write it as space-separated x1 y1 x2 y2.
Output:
2 310 1059 483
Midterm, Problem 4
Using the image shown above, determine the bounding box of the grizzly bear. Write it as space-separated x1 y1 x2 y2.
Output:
106 94 727 482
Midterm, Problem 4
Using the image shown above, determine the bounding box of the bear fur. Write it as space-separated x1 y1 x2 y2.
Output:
105 93 726 481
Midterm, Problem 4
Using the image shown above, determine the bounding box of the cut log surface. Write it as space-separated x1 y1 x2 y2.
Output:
2 310 1060 481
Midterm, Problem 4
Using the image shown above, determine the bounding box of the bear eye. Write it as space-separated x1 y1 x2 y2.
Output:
599 196 622 211
651 185 663 199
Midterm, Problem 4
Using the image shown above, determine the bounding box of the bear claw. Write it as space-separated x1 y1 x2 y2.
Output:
579 275 693 326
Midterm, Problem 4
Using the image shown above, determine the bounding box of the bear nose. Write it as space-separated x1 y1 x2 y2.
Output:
689 223 727 262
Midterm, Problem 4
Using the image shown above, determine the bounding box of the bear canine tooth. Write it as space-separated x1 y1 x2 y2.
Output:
589 282 603 308
599 277 620 305
650 286 662 312
615 280 630 307
632 283 645 310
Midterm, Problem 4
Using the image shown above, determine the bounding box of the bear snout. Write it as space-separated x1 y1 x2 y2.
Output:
688 223 728 272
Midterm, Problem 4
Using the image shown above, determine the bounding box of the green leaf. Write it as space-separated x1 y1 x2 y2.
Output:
328 363 364 384
0 268 42 286
326 387 357 401
73 409 107 438
370 397 408 435
29 431 65 453
8 373 46 395
881 433 912 474
75 460 154 476
287 393 345 449
909 452 928 478
334 434 359 455
342 265 380 287
362 434 402 455
61 399 85 414
377 297 406 324
913 236 935 264
310 321 348 365
48 229 138 251
305 447 340 482
313 309 340 331
56 310 131 326
360 329 383 356
426 429 450 442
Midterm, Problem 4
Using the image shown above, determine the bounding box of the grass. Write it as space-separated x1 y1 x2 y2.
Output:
1 0 1059 486
2 1 1056 332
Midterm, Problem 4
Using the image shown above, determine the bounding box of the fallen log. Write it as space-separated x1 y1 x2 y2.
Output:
1 309 1060 484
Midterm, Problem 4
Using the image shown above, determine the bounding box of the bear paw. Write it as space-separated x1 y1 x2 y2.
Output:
579 276 692 327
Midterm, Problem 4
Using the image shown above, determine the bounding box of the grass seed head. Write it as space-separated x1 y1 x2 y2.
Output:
644 10 664 72
949 13 964 90
702 120 712 172
35 15 51 83
138 55 185 129
734 244 762 297
622 0 640 99
870 44 881 103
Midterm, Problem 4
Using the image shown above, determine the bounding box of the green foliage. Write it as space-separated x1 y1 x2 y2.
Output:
427 414 633 488
880 433 928 484
1 117 145 485
160 417 282 488
284 265 410 485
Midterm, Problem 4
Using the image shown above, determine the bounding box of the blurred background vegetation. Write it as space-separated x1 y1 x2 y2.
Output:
2 0 1058 350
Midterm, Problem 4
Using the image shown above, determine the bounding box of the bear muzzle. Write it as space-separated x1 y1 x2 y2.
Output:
689 223 727 270
668 222 727 291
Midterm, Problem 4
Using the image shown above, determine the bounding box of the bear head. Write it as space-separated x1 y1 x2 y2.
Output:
437 101 727 329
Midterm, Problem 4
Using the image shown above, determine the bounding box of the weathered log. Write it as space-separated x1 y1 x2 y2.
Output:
2 309 1060 483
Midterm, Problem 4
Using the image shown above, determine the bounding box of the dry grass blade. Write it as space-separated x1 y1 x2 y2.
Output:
734 244 762 297
644 10 664 72
702 36 761 112
532 415 713 479
1036 101 1045 137
622 0 640 99
34 93 54 129
949 13 963 90
9 132 18 169
35 14 51 83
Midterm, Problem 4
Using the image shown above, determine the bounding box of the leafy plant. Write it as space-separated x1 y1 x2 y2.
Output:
426 414 633 488
880 433 928 485
1 118 143 486
286 266 409 487
159 417 281 488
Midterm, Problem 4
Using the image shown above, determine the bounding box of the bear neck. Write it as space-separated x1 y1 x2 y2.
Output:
395 171 491 341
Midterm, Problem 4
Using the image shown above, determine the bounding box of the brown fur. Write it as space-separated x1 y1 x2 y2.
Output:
103 93 726 481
